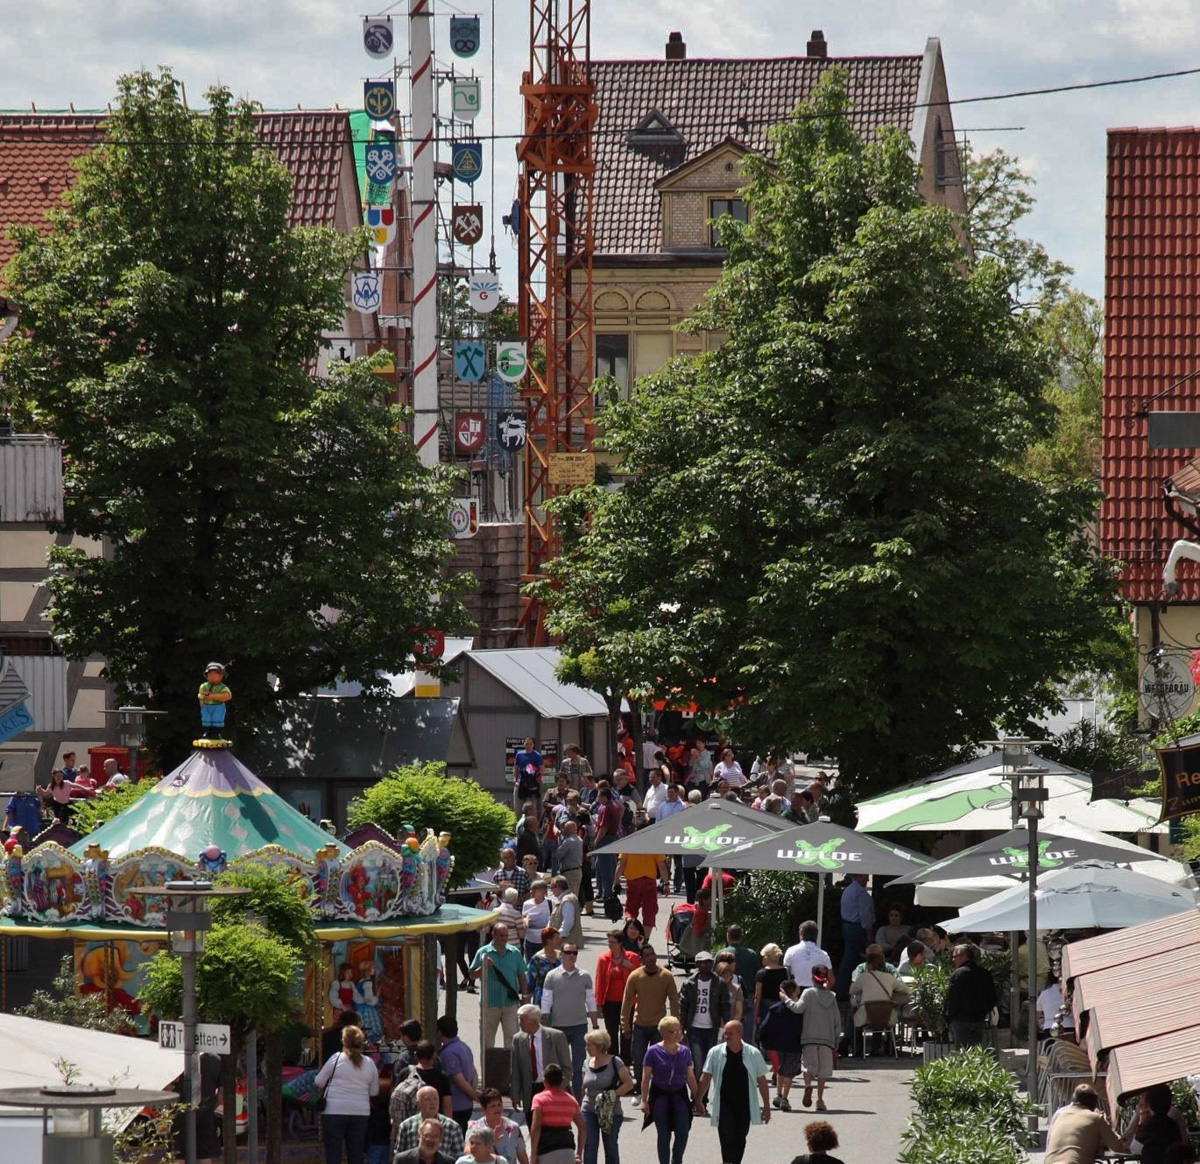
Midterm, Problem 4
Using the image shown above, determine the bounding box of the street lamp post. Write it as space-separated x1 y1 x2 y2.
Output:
101 705 166 781
1016 765 1047 1128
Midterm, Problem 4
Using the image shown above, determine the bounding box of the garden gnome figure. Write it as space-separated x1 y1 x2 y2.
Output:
198 663 231 736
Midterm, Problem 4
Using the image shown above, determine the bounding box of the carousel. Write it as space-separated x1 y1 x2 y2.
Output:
0 669 495 1049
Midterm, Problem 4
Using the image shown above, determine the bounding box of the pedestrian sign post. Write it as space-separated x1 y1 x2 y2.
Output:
159 1020 231 1054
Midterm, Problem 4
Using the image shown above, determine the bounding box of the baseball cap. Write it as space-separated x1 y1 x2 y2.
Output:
695 951 714 963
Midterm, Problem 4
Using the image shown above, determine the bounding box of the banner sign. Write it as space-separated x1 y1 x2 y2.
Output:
496 409 527 451
450 16 481 58
365 136 397 188
349 271 381 314
452 205 484 247
469 276 501 314
1155 741 1200 823
662 824 749 851
363 16 394 58
363 80 396 120
452 142 483 184
452 79 481 120
454 411 486 454
365 206 397 248
454 341 486 383
448 497 479 539
0 656 33 745
495 341 527 383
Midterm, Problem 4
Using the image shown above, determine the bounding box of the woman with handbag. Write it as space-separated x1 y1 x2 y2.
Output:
580 1029 633 1164
314 1024 380 1164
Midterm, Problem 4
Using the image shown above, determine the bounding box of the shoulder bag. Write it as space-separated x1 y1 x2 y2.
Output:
315 1052 340 1113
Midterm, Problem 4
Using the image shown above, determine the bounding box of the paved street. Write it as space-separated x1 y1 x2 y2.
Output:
450 904 920 1164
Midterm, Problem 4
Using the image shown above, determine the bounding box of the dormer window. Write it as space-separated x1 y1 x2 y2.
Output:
708 197 748 246
626 109 687 168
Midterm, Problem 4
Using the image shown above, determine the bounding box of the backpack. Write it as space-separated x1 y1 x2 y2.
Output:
603 892 624 922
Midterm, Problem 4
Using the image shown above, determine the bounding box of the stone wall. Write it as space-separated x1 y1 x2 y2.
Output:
447 521 523 646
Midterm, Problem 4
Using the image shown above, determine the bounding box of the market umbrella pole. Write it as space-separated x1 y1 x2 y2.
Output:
816 874 825 949
1027 819 1039 1121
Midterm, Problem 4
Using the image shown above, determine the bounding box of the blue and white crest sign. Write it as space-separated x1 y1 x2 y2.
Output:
365 137 397 188
350 271 382 314
454 341 487 383
363 80 396 120
452 141 484 185
363 16 394 59
450 16 481 58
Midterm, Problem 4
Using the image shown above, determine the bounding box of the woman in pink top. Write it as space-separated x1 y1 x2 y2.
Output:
36 769 82 824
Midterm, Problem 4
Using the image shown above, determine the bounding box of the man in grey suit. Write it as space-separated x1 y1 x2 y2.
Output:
510 1003 572 1123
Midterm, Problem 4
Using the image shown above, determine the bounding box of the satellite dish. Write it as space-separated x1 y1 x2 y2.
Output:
0 296 17 343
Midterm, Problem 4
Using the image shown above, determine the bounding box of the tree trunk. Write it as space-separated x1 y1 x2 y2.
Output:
222 1050 238 1164
265 1027 283 1164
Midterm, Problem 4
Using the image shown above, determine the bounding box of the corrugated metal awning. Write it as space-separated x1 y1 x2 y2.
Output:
464 648 616 719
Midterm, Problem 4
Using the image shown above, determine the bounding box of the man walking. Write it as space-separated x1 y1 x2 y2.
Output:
510 1004 572 1124
555 821 585 903
468 923 528 1046
617 849 667 936
944 943 997 1048
721 925 762 1030
548 874 584 950
513 736 544 817
558 743 592 791
783 921 831 992
696 1020 771 1164
540 941 599 1098
679 951 731 1085
434 1017 479 1131
591 787 623 902
620 945 679 1096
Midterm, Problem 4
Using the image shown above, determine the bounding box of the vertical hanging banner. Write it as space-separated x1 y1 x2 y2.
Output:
454 412 487 454
363 16 394 58
448 497 479 539
363 80 396 120
451 141 483 185
451 79 481 121
454 340 486 383
365 206 397 248
365 134 397 193
496 409 528 451
350 271 382 314
452 205 484 247
496 342 528 383
450 16 481 58
469 276 501 314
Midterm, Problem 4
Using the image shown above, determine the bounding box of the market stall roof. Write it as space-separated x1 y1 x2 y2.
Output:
447 647 628 719
66 748 348 862
699 821 928 876
591 796 792 857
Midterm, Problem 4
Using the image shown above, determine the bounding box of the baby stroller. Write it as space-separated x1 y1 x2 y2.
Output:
666 901 702 970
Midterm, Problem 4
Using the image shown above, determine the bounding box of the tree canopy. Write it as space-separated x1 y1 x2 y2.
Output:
1 69 468 763
540 71 1119 798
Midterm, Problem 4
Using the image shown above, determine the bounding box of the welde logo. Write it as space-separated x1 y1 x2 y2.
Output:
988 840 1075 869
782 837 862 870
666 824 747 852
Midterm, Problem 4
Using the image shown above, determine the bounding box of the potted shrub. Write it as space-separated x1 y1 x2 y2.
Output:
909 957 953 1063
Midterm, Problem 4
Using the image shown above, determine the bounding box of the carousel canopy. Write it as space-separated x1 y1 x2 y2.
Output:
67 748 348 862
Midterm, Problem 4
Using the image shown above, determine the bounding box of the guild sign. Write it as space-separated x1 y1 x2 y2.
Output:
350 271 381 314
496 341 528 383
363 80 396 120
363 16 394 59
496 409 527 451
452 204 484 247
1140 653 1195 721
452 141 483 185
469 276 501 314
450 16 481 58
448 497 479 539
452 79 481 121
365 137 397 187
365 206 397 248
454 340 486 383
454 411 486 454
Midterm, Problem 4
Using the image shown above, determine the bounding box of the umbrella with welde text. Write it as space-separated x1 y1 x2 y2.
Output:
698 820 929 877
589 795 793 856
886 827 1161 889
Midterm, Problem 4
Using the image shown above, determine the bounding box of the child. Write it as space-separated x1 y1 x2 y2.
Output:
783 965 839 1112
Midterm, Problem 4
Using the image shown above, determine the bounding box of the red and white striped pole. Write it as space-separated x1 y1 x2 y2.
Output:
409 0 439 466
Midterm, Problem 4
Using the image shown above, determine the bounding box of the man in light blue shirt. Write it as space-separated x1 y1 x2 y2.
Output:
836 874 875 1052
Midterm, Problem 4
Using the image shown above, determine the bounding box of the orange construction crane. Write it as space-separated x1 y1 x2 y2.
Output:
513 0 597 645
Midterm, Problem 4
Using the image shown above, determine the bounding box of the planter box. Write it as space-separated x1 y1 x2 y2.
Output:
922 1040 955 1065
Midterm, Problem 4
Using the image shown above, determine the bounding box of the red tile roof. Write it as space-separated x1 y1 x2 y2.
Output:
1100 127 1200 602
0 110 353 273
590 54 924 256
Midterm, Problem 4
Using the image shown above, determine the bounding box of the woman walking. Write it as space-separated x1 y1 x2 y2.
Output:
580 1030 634 1164
640 1017 700 1164
527 927 562 1007
783 967 840 1112
529 1063 585 1164
314 1024 379 1164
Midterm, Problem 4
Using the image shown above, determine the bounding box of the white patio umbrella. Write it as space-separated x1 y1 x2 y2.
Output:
945 861 1197 933
913 819 1194 907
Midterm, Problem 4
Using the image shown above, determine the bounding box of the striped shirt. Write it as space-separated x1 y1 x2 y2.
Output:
530 1085 580 1128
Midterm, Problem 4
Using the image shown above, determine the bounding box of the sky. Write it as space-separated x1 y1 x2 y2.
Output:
2 0 1200 303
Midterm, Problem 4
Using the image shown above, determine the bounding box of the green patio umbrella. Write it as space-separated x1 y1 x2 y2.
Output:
698 821 928 876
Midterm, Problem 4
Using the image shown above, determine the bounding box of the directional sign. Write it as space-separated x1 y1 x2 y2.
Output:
469 276 501 314
363 80 396 120
496 341 528 383
363 16 394 58
365 137 396 187
159 1020 231 1054
452 142 483 185
350 271 382 314
452 79 481 121
454 340 486 383
496 409 527 451
450 16 481 58
452 204 484 247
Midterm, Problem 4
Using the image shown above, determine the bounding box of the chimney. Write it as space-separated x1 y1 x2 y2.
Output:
807 29 827 58
665 31 686 60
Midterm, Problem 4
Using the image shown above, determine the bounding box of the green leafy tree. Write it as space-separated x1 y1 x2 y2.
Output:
540 70 1119 799
18 954 127 1032
347 760 513 884
1 68 468 765
68 781 155 834
139 921 301 1164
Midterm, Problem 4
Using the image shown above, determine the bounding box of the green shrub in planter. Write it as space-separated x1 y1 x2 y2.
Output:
908 956 951 1041
898 1046 1037 1164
